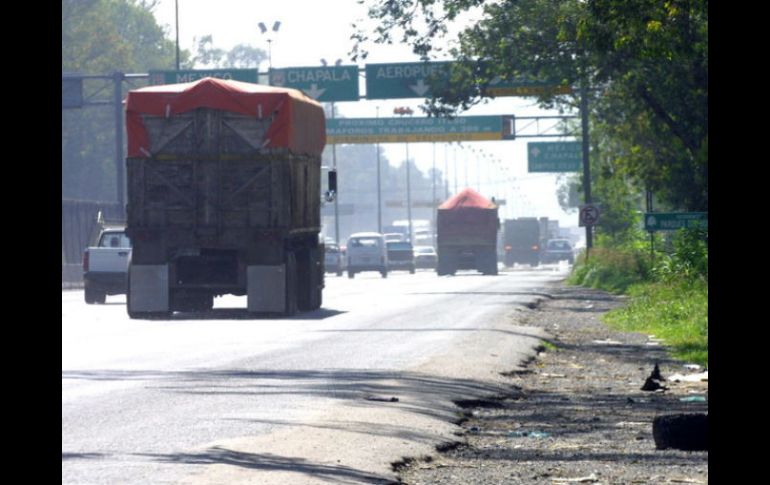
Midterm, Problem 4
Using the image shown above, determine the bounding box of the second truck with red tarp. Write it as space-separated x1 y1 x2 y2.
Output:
124 78 333 317
435 188 500 276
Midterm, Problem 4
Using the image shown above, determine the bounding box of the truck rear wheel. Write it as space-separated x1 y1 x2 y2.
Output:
84 283 106 304
284 252 298 316
297 247 322 312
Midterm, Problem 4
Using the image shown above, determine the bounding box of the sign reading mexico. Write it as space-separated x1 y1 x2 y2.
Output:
326 115 516 144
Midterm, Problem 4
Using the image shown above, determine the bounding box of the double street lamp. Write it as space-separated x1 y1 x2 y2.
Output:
258 20 281 70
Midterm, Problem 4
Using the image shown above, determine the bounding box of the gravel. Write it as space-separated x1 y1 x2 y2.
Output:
397 285 708 485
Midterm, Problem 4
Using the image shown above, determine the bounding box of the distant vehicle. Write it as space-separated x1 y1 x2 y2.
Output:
413 246 438 269
541 238 575 264
502 218 541 267
384 233 405 243
82 228 131 304
386 241 416 273
324 243 346 276
347 232 388 278
436 188 499 276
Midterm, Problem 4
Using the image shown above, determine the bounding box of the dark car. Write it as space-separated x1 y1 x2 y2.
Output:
386 241 415 274
413 245 438 269
541 238 575 264
324 243 346 276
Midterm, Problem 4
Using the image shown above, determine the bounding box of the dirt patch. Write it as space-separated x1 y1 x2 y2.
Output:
398 285 708 484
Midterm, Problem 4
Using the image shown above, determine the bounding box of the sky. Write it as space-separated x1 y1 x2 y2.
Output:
151 0 582 228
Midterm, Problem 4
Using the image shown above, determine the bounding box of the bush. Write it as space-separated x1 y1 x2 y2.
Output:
568 246 652 293
604 278 708 366
653 228 708 283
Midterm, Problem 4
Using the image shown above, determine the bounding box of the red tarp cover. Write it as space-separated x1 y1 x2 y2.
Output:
125 77 326 158
438 187 497 210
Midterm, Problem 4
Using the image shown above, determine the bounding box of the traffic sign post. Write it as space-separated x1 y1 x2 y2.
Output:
269 65 359 102
579 204 600 227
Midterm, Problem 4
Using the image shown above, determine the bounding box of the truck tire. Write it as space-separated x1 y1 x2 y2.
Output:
284 252 298 316
653 414 708 451
348 270 355 279
84 283 106 304
297 247 323 312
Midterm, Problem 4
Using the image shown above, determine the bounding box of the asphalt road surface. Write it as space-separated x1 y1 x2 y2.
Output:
62 265 569 484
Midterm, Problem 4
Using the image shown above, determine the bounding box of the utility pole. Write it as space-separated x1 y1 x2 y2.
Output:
580 82 592 256
113 71 125 207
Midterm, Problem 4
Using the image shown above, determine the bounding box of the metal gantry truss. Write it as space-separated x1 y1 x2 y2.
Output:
509 115 579 139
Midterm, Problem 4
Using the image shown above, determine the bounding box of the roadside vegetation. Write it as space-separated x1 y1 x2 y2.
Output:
568 227 708 367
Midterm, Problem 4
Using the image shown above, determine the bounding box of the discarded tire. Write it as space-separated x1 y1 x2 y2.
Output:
652 413 708 451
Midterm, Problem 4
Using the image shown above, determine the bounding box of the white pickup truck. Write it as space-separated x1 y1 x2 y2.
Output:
82 228 131 304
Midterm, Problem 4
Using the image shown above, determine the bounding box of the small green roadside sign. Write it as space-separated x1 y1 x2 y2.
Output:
528 141 582 172
148 69 258 85
269 65 359 102
644 212 708 232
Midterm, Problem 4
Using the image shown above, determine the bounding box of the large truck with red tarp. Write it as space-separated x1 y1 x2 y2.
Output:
436 188 499 276
124 78 333 317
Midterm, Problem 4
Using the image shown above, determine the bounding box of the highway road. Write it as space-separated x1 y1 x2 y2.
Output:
62 265 569 484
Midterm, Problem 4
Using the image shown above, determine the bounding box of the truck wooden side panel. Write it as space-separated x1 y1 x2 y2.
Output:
126 109 321 246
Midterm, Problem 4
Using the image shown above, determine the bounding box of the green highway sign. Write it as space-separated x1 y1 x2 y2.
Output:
149 69 258 85
485 78 573 97
528 141 582 172
364 61 572 100
327 115 515 144
269 65 359 102
365 61 451 99
644 212 708 232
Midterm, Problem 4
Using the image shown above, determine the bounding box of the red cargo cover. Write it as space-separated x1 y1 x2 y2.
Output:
438 187 497 211
125 77 326 157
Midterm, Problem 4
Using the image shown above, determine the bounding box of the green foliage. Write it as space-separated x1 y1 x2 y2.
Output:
568 246 651 294
354 0 708 213
63 0 180 201
568 228 708 365
652 228 708 283
604 279 708 366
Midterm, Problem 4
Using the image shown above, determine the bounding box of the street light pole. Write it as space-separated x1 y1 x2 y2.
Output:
376 107 382 234
331 102 340 245
175 0 180 70
394 107 414 241
258 21 281 71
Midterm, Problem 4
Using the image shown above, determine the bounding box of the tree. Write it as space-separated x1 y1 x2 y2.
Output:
62 0 179 201
353 0 708 214
186 35 266 69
